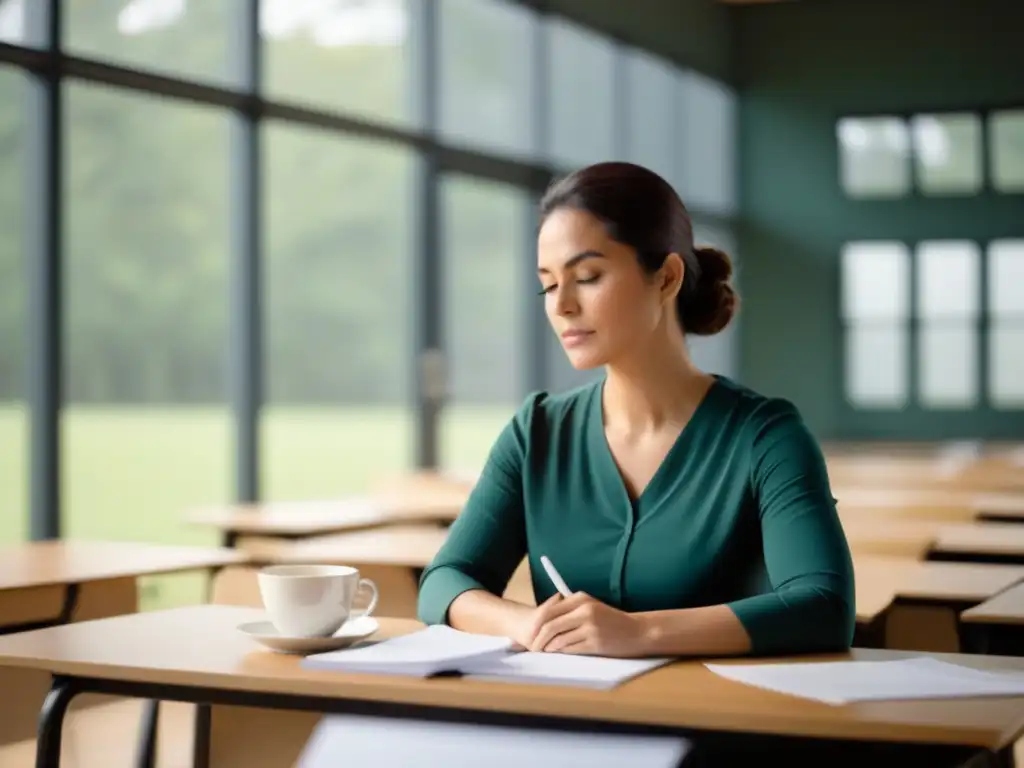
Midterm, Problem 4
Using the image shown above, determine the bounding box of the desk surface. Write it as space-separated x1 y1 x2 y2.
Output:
277 524 448 569
1 605 1023 750
187 494 464 536
934 523 1024 556
962 582 1024 626
0 540 246 592
855 556 1024 603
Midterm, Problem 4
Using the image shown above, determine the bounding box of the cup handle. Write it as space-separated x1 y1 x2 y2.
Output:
351 578 379 619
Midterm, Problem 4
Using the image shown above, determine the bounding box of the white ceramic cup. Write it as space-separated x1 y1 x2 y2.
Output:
257 564 379 638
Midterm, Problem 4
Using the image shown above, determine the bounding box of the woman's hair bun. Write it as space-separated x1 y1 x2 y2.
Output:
678 246 739 336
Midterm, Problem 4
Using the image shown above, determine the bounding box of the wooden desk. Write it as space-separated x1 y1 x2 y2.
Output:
931 523 1024 564
0 606 1023 768
962 582 1024 627
855 556 1024 606
278 524 449 570
840 518 940 559
961 581 1024 656
836 487 1024 519
0 540 246 593
0 540 246 633
188 494 463 548
0 540 246 760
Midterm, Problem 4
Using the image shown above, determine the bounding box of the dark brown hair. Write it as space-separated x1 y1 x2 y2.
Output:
538 161 738 336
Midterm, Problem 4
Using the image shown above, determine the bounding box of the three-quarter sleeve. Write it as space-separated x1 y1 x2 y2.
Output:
416 398 536 626
725 399 856 655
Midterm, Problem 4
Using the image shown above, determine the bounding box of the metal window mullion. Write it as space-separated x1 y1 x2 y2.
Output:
410 0 442 469
522 3 550 397
229 0 262 502
26 0 61 540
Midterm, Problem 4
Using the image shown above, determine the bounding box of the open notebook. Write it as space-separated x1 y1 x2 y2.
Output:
301 625 672 690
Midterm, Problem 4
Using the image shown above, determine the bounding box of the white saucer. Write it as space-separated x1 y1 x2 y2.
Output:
238 616 379 655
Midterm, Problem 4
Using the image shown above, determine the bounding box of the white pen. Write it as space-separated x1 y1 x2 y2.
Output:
540 555 573 598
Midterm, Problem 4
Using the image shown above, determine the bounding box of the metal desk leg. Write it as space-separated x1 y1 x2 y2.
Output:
193 703 211 768
36 676 79 768
135 699 160 768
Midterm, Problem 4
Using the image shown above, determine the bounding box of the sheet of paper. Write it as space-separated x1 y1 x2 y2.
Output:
297 713 692 768
303 625 515 675
462 651 673 690
705 656 1024 705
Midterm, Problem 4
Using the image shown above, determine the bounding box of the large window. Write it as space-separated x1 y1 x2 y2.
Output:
546 16 616 169
842 238 1024 413
0 66 25 544
988 240 1024 407
438 0 537 158
2 1 742 565
841 242 910 409
677 71 737 215
439 174 527 472
65 0 237 85
624 48 676 185
916 240 980 407
62 83 230 609
261 124 414 499
263 0 416 127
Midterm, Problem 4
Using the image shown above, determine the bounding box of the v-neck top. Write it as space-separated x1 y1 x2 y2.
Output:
417 375 856 655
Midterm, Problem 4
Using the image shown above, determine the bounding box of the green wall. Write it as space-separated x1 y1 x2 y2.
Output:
736 0 1024 438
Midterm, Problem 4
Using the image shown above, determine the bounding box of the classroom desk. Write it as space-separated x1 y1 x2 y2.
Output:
835 488 1024 523
187 493 464 549
0 540 247 766
0 539 246 635
961 581 1024 656
854 556 1024 653
930 523 1024 565
838 517 1024 565
1 606 1023 768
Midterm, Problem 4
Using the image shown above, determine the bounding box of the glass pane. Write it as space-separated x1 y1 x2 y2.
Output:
64 84 230 609
677 71 737 215
917 240 980 319
546 17 616 169
0 0 44 46
840 241 910 321
837 116 910 198
262 124 413 500
439 0 536 158
264 0 415 126
0 67 26 544
845 325 908 408
65 0 236 85
624 49 676 184
990 325 1024 408
912 113 982 195
989 240 1024 317
990 110 1024 193
919 324 977 408
440 175 526 472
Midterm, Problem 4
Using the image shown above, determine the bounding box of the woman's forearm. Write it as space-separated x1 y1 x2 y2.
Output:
446 589 534 641
635 604 753 657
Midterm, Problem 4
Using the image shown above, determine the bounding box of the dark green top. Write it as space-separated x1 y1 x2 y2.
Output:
417 376 856 656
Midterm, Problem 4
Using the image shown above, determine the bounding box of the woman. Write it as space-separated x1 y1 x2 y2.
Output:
417 161 855 659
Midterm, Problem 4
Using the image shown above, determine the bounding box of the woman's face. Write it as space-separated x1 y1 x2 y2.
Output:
537 207 681 370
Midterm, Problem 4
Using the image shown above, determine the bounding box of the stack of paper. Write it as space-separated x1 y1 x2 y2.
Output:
303 625 672 689
297 713 692 768
462 650 673 690
303 625 515 677
705 656 1024 705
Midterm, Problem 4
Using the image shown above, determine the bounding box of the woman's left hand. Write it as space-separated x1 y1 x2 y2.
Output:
528 592 648 657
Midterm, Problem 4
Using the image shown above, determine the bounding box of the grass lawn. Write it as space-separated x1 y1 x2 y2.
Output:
0 403 511 610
